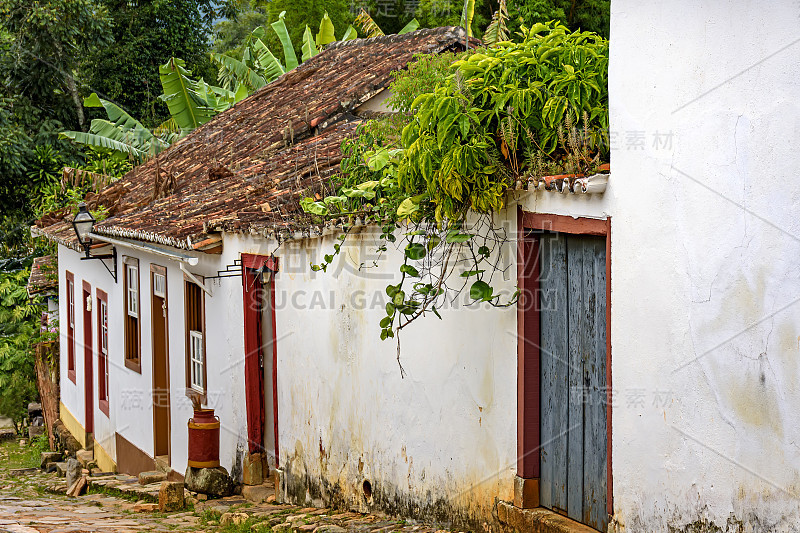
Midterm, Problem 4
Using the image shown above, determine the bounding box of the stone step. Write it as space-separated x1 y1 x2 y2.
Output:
154 455 173 475
75 448 94 467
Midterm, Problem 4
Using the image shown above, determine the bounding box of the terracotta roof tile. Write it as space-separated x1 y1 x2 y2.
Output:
27 255 57 297
32 27 469 250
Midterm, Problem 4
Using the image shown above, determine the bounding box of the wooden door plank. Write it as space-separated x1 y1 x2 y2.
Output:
566 236 585 522
539 232 569 511
583 238 608 530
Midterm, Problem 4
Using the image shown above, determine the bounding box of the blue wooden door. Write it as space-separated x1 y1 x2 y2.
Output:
539 232 608 531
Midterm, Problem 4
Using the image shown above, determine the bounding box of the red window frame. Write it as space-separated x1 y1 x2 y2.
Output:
66 271 76 384
97 288 110 416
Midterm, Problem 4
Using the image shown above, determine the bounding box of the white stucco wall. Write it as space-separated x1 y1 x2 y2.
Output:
235 222 519 526
606 2 800 530
57 241 253 477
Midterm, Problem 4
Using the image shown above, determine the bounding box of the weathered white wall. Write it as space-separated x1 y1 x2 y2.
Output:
57 241 252 477
58 246 117 456
606 2 800 530
239 222 517 528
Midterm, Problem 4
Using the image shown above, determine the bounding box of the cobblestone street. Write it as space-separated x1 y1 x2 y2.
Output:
0 440 467 533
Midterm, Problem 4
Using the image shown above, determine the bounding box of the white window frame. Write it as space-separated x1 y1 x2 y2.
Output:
189 330 204 392
68 280 75 328
153 272 166 298
100 300 108 355
100 299 109 398
127 265 138 318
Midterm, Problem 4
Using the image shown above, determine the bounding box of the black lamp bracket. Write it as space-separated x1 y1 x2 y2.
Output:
81 245 117 283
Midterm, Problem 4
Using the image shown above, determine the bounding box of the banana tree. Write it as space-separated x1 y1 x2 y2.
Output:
354 8 419 38
60 93 170 161
483 0 509 45
61 59 219 160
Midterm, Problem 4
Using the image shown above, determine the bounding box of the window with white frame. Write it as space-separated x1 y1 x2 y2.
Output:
123 257 140 371
66 273 75 379
184 280 205 395
189 330 204 391
153 272 166 298
127 264 138 317
98 291 110 414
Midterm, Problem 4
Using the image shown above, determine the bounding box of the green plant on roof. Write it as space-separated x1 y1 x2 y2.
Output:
301 22 609 347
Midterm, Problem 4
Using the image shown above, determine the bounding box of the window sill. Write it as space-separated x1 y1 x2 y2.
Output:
185 388 207 406
99 399 109 417
125 359 142 373
68 369 76 384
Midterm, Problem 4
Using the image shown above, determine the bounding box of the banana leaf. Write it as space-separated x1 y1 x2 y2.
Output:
158 58 217 134
341 25 358 41
251 38 286 82
398 19 420 35
316 12 336 47
210 52 268 92
354 8 384 38
60 130 147 159
271 12 299 70
460 0 475 37
302 25 318 62
83 93 152 141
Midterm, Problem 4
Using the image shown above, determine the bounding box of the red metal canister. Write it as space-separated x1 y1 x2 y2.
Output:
187 408 220 468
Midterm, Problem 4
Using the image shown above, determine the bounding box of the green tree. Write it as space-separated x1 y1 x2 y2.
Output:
0 265 39 433
255 0 354 61
0 0 112 130
84 0 223 127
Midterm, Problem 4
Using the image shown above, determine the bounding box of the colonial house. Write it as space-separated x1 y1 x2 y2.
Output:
32 3 800 531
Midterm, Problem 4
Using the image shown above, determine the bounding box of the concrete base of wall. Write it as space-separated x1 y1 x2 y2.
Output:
93 440 117 473
59 402 87 449
514 476 540 508
497 501 598 533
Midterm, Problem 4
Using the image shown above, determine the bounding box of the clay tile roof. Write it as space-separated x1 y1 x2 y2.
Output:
27 255 57 297
32 27 469 250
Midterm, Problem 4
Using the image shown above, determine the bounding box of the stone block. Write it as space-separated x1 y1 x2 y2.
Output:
312 526 346 533
159 481 185 512
27 402 42 418
220 512 249 526
28 425 45 440
185 466 234 497
242 452 263 486
41 451 63 469
65 458 81 489
67 475 88 497
139 470 168 485
55 462 68 477
242 483 273 503
134 502 159 512
513 476 539 509
75 449 94 467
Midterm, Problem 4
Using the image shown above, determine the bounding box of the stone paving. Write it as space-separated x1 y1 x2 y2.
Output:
0 445 468 533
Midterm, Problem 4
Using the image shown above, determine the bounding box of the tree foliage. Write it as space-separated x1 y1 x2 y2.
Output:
83 0 223 127
0 264 40 432
0 0 112 130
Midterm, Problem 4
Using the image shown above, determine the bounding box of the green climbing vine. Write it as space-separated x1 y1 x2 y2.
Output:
301 22 609 342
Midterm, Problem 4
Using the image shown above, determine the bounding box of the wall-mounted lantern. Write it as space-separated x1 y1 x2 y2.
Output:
72 202 117 282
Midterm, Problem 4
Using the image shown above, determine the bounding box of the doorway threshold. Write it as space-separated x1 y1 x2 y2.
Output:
497 501 601 533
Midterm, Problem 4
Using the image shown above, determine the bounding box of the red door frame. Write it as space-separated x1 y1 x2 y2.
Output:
82 280 94 435
517 208 612 515
241 254 279 460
